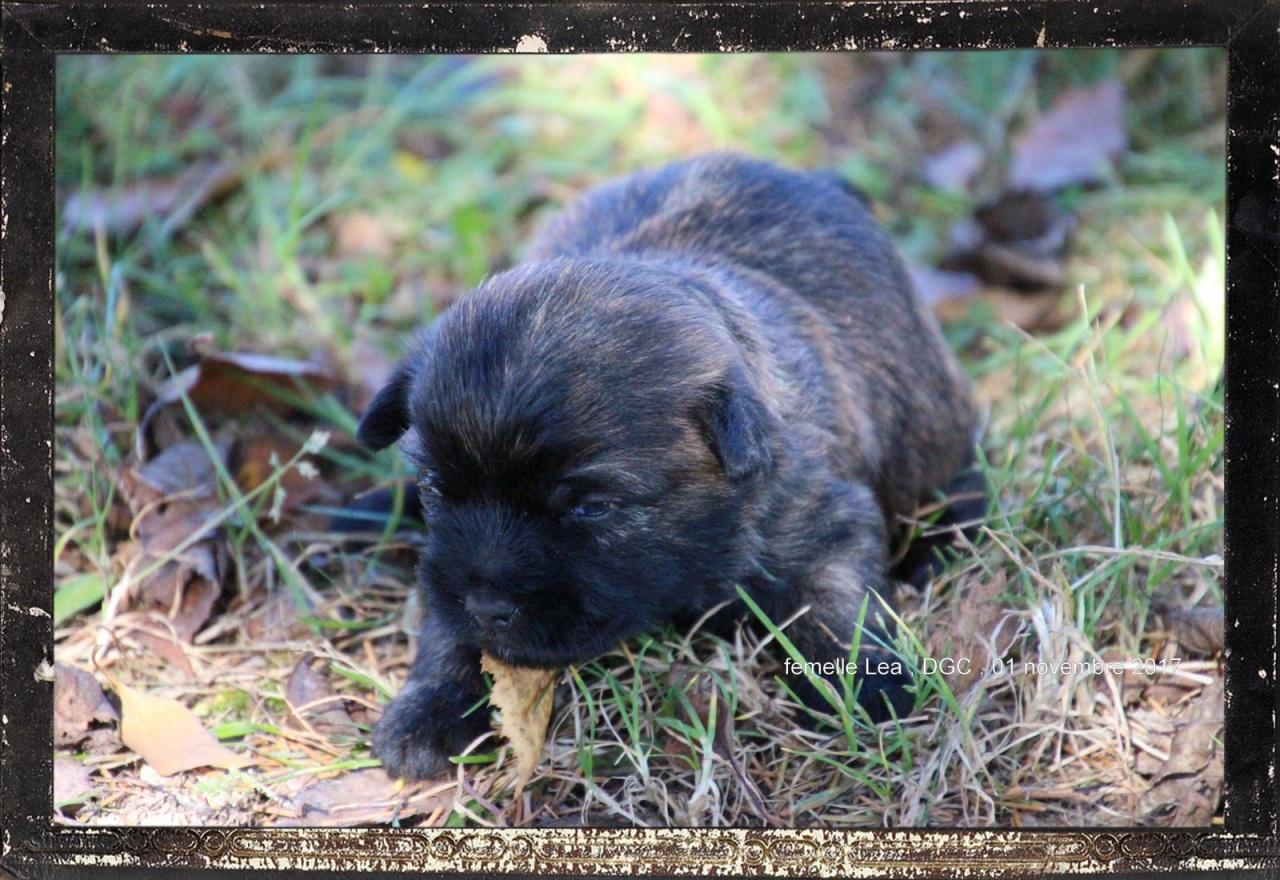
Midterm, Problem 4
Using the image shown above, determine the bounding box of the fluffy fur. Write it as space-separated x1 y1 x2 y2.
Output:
357 154 978 780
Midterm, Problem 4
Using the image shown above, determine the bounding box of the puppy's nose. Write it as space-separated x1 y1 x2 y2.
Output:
465 593 517 632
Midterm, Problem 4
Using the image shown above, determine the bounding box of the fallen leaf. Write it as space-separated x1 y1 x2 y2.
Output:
232 427 336 521
1008 80 1128 193
481 653 556 798
176 349 335 412
114 680 254 777
54 663 118 747
1137 679 1223 825
1164 604 1224 657
82 727 126 758
925 572 1011 693
285 653 358 737
279 768 450 826
1134 749 1164 777
61 161 243 236
138 340 337 455
120 502 227 642
116 440 230 643
124 439 225 502
125 626 196 678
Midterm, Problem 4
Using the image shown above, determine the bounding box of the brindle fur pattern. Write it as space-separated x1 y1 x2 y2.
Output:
358 154 978 780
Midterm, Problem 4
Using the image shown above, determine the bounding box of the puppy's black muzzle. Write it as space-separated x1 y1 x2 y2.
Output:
466 593 518 636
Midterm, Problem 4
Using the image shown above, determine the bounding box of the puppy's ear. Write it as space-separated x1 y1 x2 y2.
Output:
357 358 416 451
703 364 776 484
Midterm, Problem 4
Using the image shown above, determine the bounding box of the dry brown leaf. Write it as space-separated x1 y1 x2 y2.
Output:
171 349 336 414
125 627 197 678
1008 80 1128 193
1137 679 1223 824
137 340 337 453
232 427 336 520
481 653 556 798
113 680 254 776
121 502 227 642
279 768 450 827
1164 604 1224 657
285 653 358 737
925 572 1010 693
116 440 230 642
124 439 225 502
131 502 223 579
54 663 118 747
61 161 243 235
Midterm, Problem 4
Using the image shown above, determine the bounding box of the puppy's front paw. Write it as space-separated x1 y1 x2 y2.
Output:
851 648 913 723
372 680 491 781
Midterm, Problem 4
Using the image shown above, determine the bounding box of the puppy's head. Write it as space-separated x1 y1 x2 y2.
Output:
357 259 777 666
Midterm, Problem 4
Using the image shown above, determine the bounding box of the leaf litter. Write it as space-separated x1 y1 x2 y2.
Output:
920 79 1129 333
113 439 231 643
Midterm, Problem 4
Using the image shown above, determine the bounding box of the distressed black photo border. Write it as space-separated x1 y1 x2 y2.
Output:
2 1 1277 876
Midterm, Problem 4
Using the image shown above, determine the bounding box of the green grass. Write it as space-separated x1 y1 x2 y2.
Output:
53 49 1224 828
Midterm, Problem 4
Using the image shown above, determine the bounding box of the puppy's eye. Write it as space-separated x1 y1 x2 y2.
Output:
569 500 614 520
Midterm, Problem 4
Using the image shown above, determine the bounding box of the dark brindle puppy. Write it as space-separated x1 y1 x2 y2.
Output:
357 153 979 781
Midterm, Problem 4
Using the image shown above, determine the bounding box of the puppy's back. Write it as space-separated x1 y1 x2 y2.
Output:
525 154 976 518
526 154 929 360
530 156 885 281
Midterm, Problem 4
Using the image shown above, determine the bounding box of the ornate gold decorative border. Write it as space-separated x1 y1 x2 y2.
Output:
13 828 1280 875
